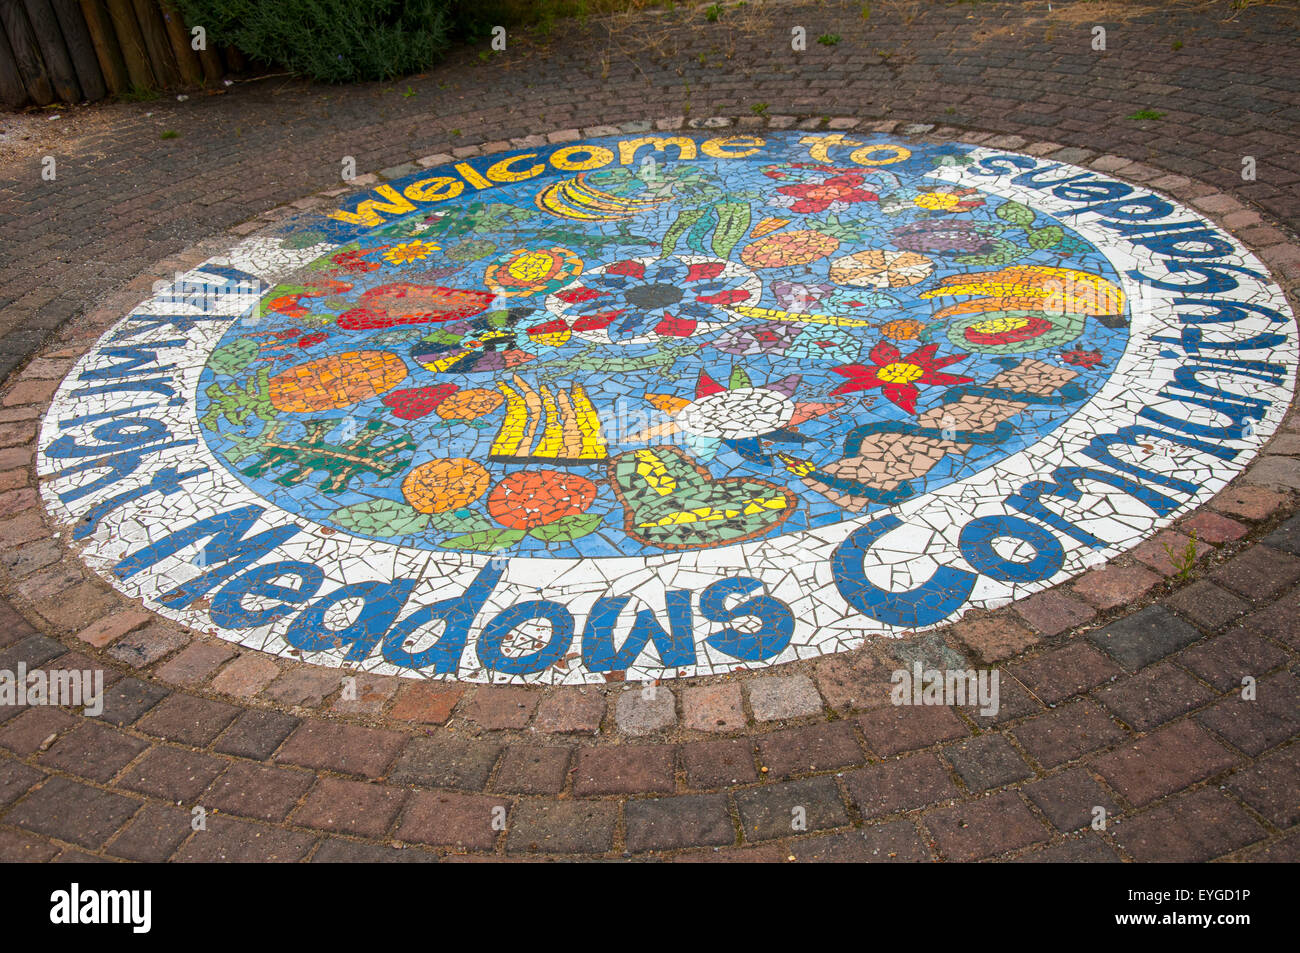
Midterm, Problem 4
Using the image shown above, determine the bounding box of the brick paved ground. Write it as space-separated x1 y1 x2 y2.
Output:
1 0 1298 862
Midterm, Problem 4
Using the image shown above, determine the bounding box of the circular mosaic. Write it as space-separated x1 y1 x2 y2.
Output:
36 130 1297 683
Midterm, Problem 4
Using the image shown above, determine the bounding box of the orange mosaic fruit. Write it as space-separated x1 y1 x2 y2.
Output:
402 458 491 514
436 388 504 421
269 350 407 413
740 229 839 268
487 470 597 530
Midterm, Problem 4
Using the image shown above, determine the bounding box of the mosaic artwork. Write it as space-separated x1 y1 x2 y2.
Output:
37 132 1297 683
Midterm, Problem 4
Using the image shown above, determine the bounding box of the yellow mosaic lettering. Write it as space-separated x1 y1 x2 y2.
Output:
454 162 494 189
326 184 416 227
486 153 545 183
850 143 911 166
550 145 616 172
798 133 862 163
402 176 465 203
617 136 698 165
702 135 766 159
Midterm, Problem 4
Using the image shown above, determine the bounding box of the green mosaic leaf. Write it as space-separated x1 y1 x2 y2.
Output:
995 200 1036 227
427 509 494 535
808 214 875 242
610 447 794 548
330 498 430 536
200 366 277 431
208 338 259 376
438 528 527 552
528 513 603 542
1057 234 1091 256
712 201 751 258
235 419 415 494
1028 225 1064 250
685 205 718 253
661 208 706 258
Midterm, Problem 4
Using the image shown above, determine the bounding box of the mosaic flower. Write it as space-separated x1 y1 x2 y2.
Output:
912 187 985 213
383 240 440 265
483 247 583 298
772 171 879 215
831 341 973 413
544 256 760 344
633 369 840 463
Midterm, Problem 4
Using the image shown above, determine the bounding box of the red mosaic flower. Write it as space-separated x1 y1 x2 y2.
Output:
831 342 973 414
776 173 878 214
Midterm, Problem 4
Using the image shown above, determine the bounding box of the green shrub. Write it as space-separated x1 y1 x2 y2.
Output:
173 0 453 82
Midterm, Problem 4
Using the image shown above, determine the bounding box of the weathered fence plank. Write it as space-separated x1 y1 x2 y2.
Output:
157 1 200 85
0 24 29 107
103 0 153 90
76 0 129 95
0 2 55 105
50 0 107 101
129 0 179 88
20 0 83 101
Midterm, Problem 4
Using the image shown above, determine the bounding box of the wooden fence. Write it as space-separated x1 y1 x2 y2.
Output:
0 0 245 108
